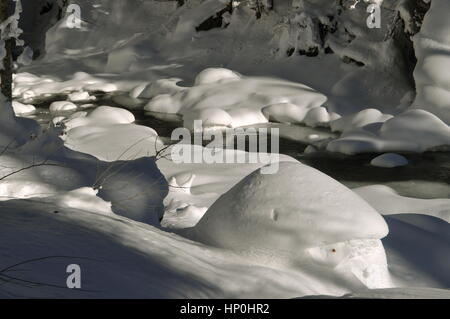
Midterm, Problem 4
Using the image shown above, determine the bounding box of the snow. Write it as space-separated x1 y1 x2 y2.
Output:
330 108 393 133
145 73 328 128
53 187 113 216
49 101 77 114
67 91 95 102
12 100 35 116
188 162 391 290
328 110 450 154
370 153 408 168
2 0 450 299
353 185 450 223
194 67 241 86
412 0 450 124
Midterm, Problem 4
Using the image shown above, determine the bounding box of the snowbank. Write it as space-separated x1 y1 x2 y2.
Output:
370 153 408 168
354 185 450 223
412 0 450 124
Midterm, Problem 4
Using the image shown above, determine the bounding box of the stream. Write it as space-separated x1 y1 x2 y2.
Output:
24 93 450 200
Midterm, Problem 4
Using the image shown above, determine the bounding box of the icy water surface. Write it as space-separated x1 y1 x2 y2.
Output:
27 95 450 200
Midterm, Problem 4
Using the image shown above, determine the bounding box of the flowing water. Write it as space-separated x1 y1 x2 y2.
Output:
25 94 450 200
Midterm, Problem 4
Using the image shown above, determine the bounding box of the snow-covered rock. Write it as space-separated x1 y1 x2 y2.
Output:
146 71 327 128
89 106 135 124
262 103 308 124
139 78 186 99
49 101 77 114
12 100 35 116
304 106 330 127
412 0 450 124
192 161 388 250
67 91 94 102
189 162 391 288
370 153 408 168
194 68 241 86
331 109 393 133
328 110 450 154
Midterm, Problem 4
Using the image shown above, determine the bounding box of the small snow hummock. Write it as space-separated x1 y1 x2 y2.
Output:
12 100 35 116
370 153 409 168
49 101 77 114
328 109 450 154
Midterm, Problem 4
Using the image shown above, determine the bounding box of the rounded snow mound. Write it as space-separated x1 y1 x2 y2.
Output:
194 68 241 86
370 153 408 168
192 162 388 253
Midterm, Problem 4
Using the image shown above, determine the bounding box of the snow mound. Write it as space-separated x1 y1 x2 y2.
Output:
49 101 77 114
146 72 327 128
261 103 308 124
370 153 408 168
183 108 233 130
67 91 95 102
194 68 241 86
192 161 388 252
12 101 35 116
89 106 135 124
138 78 186 99
412 0 450 124
64 106 135 130
328 110 450 154
54 187 113 215
330 109 393 133
189 162 390 288
304 106 330 127
354 185 450 223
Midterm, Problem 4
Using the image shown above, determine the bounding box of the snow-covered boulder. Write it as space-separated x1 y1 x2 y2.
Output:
150 71 327 127
192 161 388 250
330 109 393 133
49 101 77 114
328 110 450 154
304 106 330 127
262 103 308 124
370 153 408 168
189 162 391 288
138 78 186 99
183 108 233 130
88 106 135 124
412 0 450 124
68 91 94 102
194 68 241 86
12 101 35 116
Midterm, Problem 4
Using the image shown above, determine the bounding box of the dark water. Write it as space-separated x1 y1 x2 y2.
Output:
27 94 450 199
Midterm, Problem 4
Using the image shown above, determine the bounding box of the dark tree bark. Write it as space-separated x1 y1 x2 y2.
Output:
0 0 13 101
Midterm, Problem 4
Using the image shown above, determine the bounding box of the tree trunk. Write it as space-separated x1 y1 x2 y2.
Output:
0 0 13 101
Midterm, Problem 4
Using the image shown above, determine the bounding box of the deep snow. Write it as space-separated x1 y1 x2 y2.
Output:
1 0 450 299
